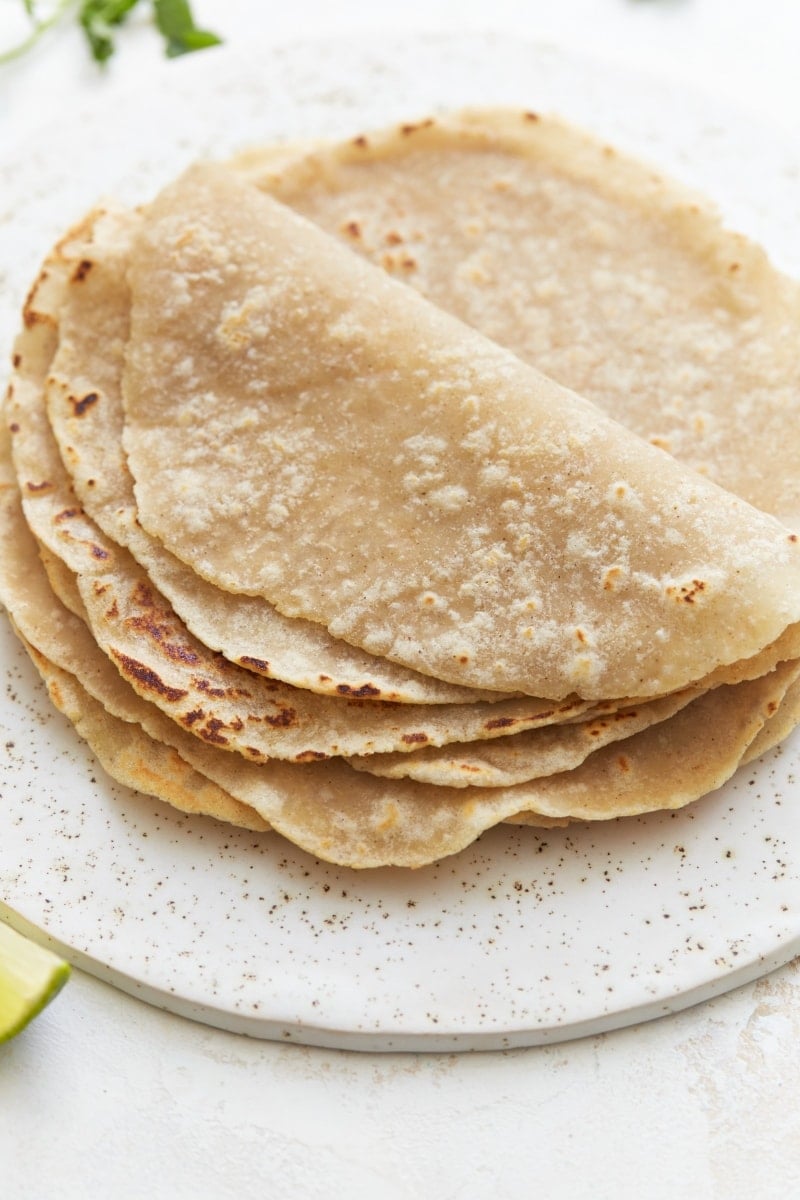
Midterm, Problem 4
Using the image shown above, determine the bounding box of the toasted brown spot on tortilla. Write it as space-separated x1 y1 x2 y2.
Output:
131 580 156 607
198 718 228 746
264 708 297 729
23 308 54 329
193 678 226 698
401 732 429 745
400 119 435 136
126 612 200 665
485 716 516 730
71 259 94 282
238 655 270 673
71 392 99 417
336 682 381 698
666 579 706 604
111 651 188 701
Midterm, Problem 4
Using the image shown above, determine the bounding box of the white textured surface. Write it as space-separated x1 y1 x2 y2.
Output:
3 1 800 1195
4 963 800 1198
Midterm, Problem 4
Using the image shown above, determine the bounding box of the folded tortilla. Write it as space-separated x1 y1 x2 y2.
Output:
120 163 800 700
43 206 509 705
8 253 619 765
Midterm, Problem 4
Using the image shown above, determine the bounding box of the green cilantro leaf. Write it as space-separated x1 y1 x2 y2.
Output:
79 0 141 64
153 0 221 58
1 0 222 67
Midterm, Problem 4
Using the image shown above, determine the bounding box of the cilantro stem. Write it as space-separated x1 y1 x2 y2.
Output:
1 0 220 66
0 0 76 66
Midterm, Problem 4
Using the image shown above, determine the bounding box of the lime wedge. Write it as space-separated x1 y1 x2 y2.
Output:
0 921 71 1043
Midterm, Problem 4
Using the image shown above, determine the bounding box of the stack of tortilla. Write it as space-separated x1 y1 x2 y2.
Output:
3 108 800 868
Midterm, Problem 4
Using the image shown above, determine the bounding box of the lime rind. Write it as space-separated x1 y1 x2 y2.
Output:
0 922 71 1043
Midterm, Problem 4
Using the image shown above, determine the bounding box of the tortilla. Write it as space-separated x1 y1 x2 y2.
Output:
121 163 800 700
8 274 613 763
345 689 702 787
42 208 510 705
500 659 800 829
17 630 800 868
20 638 272 834
35 541 86 619
241 108 800 528
348 628 800 785
741 678 800 765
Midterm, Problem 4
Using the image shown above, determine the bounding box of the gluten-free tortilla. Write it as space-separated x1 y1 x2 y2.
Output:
120 163 800 701
4 111 800 868
43 206 510 705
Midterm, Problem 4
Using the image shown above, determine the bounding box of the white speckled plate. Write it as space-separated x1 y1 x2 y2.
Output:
2 33 800 1050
